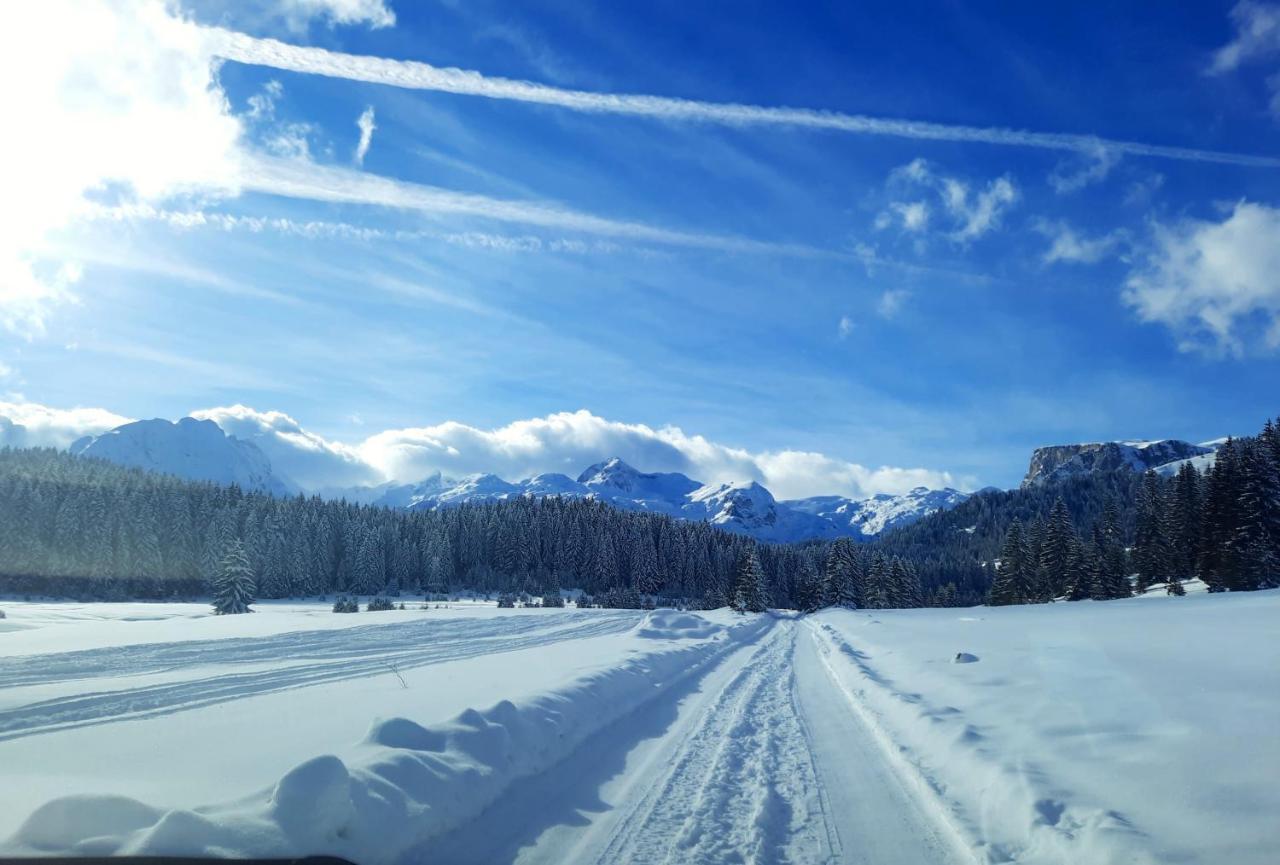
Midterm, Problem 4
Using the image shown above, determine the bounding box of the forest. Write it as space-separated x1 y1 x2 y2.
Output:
1 416 1276 609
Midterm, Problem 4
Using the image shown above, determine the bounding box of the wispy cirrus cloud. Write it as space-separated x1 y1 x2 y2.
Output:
354 106 376 165
1208 2 1280 116
204 26 1280 167
237 153 850 257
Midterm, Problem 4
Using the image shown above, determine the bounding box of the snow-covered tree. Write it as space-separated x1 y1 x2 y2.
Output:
731 548 769 613
212 539 256 615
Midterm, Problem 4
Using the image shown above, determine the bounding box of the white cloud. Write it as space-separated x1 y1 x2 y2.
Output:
356 409 963 499
0 0 242 338
876 289 909 318
191 404 381 488
1210 1 1280 73
246 79 283 119
278 0 396 30
1122 201 1280 355
0 401 132 449
1039 221 1126 264
946 176 1018 241
3 401 966 500
1209 2 1280 115
1048 146 1120 194
264 122 316 159
875 201 930 233
203 27 1280 168
1123 173 1165 206
238 154 833 256
879 159 1017 244
354 105 376 165
837 315 854 339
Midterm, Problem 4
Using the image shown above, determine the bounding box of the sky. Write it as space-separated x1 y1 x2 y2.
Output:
1 0 1279 497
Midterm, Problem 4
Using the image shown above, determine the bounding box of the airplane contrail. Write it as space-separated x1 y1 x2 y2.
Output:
206 27 1280 169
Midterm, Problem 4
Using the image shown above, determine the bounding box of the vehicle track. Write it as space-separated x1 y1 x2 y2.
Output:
593 619 836 865
0 612 641 742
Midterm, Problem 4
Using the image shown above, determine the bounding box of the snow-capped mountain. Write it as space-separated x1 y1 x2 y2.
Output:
370 457 946 543
70 417 296 496
62 416 969 542
785 486 971 539
1021 438 1224 487
685 480 842 543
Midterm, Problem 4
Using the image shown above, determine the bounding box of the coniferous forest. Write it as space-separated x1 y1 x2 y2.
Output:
1 415 1277 610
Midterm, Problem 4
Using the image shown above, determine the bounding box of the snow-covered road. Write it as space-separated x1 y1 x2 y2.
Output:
421 617 966 865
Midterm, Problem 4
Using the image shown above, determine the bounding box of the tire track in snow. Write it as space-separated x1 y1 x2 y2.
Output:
0 612 640 742
595 619 836 865
0 611 627 689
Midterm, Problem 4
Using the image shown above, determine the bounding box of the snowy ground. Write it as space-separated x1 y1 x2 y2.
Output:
1 591 1276 864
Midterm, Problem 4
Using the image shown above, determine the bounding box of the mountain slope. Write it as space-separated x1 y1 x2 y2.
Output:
1022 439 1219 487
70 418 295 496
786 487 970 539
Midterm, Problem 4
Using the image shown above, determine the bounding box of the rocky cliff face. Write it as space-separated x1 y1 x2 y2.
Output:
1021 439 1216 487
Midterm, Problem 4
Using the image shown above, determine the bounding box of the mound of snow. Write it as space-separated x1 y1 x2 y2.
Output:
634 609 724 640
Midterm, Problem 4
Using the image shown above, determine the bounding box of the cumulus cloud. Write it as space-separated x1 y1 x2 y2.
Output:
0 0 242 338
354 105 376 165
357 409 963 499
191 404 381 489
1122 201 1280 355
0 401 132 449
837 315 854 339
878 159 1017 244
3 401 964 499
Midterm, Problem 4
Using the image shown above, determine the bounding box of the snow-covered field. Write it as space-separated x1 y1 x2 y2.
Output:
1 591 1276 864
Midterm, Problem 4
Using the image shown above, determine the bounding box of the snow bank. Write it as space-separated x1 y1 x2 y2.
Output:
5 613 769 863
813 590 1280 865
634 608 725 640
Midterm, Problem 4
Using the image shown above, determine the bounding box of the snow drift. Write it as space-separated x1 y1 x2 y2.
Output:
6 613 769 863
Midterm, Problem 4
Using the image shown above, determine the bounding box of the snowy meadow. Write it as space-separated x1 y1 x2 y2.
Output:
2 589 1275 865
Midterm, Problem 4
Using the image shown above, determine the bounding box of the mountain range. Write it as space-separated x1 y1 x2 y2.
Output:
64 416 1231 543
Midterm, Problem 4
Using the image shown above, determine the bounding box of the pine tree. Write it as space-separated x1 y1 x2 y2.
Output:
1038 497 1077 600
212 539 256 615
864 553 892 609
990 518 1032 605
794 559 824 613
1132 470 1166 594
1096 500 1131 599
730 548 769 613
823 538 860 608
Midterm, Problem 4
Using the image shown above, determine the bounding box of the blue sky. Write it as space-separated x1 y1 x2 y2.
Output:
2 0 1279 496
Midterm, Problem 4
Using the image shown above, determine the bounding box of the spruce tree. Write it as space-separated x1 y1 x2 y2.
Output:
1132 470 1166 594
212 539 256 615
730 548 769 613
1038 497 1077 600
823 538 860 608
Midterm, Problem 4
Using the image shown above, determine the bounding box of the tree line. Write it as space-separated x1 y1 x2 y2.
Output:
3 413 1276 611
988 418 1280 604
